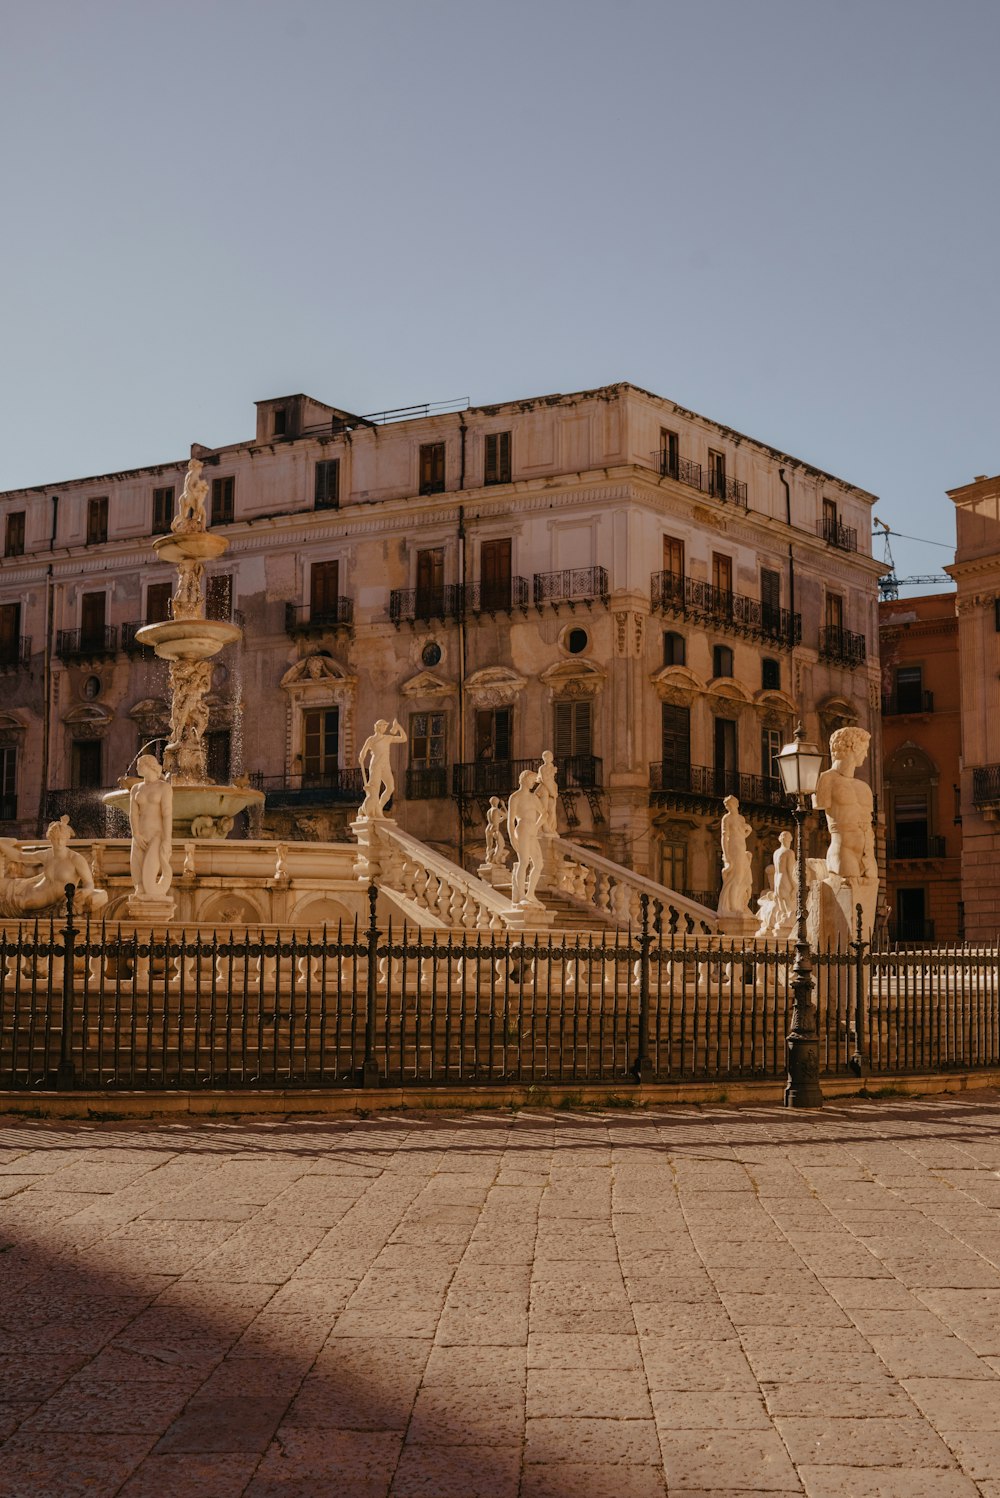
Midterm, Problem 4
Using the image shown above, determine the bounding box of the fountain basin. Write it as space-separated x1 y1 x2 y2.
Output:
104 781 265 840
135 619 241 661
153 532 230 565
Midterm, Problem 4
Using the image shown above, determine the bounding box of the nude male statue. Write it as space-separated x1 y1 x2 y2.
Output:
813 726 875 882
129 755 174 901
535 750 559 835
507 770 544 907
484 797 508 867
358 719 407 819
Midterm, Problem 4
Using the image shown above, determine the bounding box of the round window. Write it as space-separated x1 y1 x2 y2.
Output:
566 627 589 655
82 675 101 700
422 641 442 667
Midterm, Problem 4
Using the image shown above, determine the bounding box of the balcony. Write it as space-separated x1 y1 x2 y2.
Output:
0 635 31 670
822 516 858 552
453 755 603 800
887 919 936 946
648 451 748 507
284 599 353 638
650 573 801 648
390 585 462 627
0 793 16 822
465 577 530 616
650 763 792 818
819 626 867 668
533 567 609 610
882 690 934 716
406 767 449 800
249 768 364 808
122 621 155 658
887 834 947 860
972 764 1000 810
55 626 118 663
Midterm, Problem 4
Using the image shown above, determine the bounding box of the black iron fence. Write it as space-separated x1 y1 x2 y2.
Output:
3 888 999 1093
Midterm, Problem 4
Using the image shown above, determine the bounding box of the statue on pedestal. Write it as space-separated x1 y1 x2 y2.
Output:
535 750 559 835
171 458 209 534
0 818 108 917
358 719 407 820
129 756 174 903
812 726 878 939
484 797 509 867
757 830 797 937
507 770 544 907
717 795 754 918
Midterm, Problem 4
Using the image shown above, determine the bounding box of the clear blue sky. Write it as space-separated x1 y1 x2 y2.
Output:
3 0 997 586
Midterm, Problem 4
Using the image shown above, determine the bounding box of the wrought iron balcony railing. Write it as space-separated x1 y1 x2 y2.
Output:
284 599 354 637
405 767 449 800
649 451 748 507
650 762 791 817
55 626 118 662
533 567 609 609
887 834 947 860
389 585 462 626
0 793 16 822
650 572 801 648
822 516 858 552
818 626 867 668
122 621 155 657
249 768 364 807
882 690 934 716
972 764 1000 808
0 635 31 670
453 755 603 800
465 577 530 615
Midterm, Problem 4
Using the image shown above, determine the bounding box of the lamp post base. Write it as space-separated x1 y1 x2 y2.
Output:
784 1032 823 1108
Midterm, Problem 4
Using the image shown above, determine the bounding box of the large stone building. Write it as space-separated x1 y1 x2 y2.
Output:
947 471 1000 940
0 381 883 902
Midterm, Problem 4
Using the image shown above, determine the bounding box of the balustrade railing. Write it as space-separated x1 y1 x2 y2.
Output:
532 568 609 608
650 573 800 647
550 837 717 935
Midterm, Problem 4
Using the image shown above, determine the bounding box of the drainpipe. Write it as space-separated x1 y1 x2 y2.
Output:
457 504 467 868
458 413 467 492
778 467 797 658
38 560 56 835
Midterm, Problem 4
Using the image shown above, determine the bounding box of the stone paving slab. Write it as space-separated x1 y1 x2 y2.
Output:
3 1094 1000 1494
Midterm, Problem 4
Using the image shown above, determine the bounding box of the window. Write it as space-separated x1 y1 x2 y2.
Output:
422 641 442 667
714 717 738 794
825 592 844 632
152 486 174 535
565 627 588 655
71 739 103 789
302 707 339 781
896 887 928 942
762 657 780 691
480 538 512 612
80 591 107 649
708 449 726 498
146 583 172 624
662 535 684 581
761 568 781 632
554 699 592 760
272 408 287 437
484 432 511 486
712 644 734 678
659 429 679 479
475 706 512 762
315 460 340 510
895 666 924 714
410 712 446 768
87 496 109 546
309 561 339 623
4 511 25 557
893 792 930 858
822 498 838 541
211 476 235 525
663 631 685 667
416 548 445 617
661 839 687 892
712 552 733 620
0 602 22 667
419 442 445 496
762 727 782 784
206 730 231 784
660 703 691 790
0 745 16 818
206 574 232 621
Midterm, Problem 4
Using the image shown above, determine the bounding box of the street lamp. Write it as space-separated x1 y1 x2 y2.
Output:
776 724 825 1109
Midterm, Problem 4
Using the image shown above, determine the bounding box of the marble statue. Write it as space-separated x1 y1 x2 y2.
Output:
164 659 213 783
129 755 174 901
756 831 797 937
358 719 407 819
717 795 753 917
171 458 209 533
812 725 879 939
0 818 108 917
535 750 559 835
172 560 205 620
507 770 544 907
484 797 509 867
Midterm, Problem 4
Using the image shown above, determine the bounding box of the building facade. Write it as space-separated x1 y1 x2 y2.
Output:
878 592 962 943
947 472 1000 940
0 382 883 903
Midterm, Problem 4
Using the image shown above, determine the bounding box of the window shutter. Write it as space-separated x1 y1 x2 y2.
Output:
554 703 573 758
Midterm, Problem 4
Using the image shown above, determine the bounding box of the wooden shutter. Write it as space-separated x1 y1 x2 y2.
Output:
81 592 106 644
481 539 512 609
661 704 690 781
416 548 444 609
554 700 592 758
825 593 843 630
310 561 339 616
662 536 684 578
146 583 172 624
712 553 732 595
0 602 20 651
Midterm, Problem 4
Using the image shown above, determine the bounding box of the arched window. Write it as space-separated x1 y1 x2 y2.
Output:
663 631 685 667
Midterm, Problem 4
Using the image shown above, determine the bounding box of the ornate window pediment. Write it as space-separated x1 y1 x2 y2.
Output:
62 704 112 738
754 688 798 716
281 653 357 703
400 669 456 699
540 659 606 699
708 678 752 704
465 666 527 708
650 664 701 703
0 710 28 735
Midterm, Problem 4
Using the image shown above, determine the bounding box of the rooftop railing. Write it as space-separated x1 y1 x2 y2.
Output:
648 451 748 507
822 516 858 552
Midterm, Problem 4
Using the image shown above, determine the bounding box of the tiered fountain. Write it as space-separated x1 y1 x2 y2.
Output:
104 458 264 839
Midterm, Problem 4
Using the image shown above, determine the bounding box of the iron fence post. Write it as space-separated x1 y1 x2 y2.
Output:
849 902 868 1077
632 892 654 1083
361 881 380 1087
56 883 77 1090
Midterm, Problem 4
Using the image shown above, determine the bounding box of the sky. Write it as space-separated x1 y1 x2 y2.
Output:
2 0 997 588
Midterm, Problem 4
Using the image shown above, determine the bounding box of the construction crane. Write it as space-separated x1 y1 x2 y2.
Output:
873 518 951 601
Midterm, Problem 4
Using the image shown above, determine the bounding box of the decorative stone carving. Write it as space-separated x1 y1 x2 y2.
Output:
464 667 527 709
190 814 234 840
171 458 209 534
172 560 205 621
164 659 213 783
717 796 754 920
400 669 456 699
128 756 174 913
357 718 407 820
507 770 544 907
540 659 606 699
0 818 108 918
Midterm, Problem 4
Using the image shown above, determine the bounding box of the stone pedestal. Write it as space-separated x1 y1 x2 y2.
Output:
126 894 176 924
350 816 393 882
808 874 877 948
716 911 758 939
504 903 556 932
478 863 511 890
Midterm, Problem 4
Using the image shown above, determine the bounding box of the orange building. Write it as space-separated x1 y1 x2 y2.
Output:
879 592 962 942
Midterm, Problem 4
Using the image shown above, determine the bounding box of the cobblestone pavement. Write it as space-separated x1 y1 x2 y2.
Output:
3 1094 1000 1496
